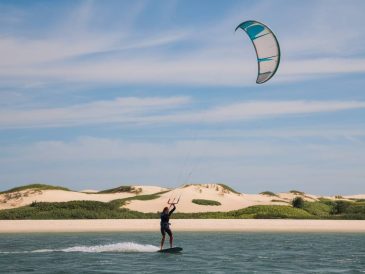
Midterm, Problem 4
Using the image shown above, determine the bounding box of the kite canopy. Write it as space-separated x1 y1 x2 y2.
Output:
235 20 280 84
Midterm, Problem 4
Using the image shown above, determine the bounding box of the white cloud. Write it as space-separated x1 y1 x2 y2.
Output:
0 96 191 128
1 1 365 86
190 127 365 141
1 98 365 129
1 40 365 86
157 100 365 124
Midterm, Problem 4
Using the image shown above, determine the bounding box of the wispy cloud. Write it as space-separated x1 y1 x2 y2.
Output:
0 96 191 129
1 1 365 86
149 100 365 124
1 98 365 129
189 128 365 142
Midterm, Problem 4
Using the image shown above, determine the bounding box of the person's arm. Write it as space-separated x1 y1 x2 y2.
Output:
169 204 176 216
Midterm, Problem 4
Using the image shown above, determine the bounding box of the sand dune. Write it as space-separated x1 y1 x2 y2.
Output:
1 183 363 213
344 194 365 200
126 184 294 213
0 185 168 210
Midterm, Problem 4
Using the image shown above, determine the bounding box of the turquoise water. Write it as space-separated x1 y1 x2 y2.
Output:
0 232 364 273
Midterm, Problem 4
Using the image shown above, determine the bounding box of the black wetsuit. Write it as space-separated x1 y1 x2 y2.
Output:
160 205 175 237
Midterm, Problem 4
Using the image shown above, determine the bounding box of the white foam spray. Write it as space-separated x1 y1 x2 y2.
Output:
0 242 159 254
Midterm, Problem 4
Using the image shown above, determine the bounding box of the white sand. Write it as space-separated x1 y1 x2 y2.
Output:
0 219 364 233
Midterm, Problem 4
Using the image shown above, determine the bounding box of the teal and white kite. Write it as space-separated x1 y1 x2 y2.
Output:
235 20 280 84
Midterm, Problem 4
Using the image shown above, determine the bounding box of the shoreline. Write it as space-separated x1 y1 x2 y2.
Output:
0 219 365 233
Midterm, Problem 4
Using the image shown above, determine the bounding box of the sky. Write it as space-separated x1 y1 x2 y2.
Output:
0 0 364 195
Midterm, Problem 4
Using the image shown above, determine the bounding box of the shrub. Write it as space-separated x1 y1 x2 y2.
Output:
98 186 133 194
303 201 332 216
236 205 312 219
110 190 170 207
292 197 305 208
192 199 221 206
344 204 365 215
218 184 240 194
332 200 351 214
290 190 304 195
260 191 277 197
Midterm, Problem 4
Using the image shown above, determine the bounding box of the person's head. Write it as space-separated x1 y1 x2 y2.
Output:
163 207 169 213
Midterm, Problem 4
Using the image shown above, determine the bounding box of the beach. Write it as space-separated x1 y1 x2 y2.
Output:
1 219 364 233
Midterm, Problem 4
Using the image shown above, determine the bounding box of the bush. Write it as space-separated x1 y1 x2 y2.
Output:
290 190 305 195
260 191 277 197
192 199 221 206
292 197 305 208
98 186 133 194
218 184 240 194
303 201 332 216
332 200 351 214
236 205 312 219
174 205 313 219
344 204 365 215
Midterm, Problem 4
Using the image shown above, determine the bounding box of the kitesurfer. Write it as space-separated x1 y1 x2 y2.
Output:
160 203 176 250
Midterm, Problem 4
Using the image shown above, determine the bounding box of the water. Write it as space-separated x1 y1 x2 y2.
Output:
0 232 364 273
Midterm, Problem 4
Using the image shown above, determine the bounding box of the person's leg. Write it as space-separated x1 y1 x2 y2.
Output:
166 228 173 248
160 227 166 250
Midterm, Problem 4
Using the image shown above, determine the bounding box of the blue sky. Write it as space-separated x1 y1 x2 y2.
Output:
0 0 365 194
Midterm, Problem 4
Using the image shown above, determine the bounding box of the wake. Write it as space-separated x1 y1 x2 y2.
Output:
0 242 159 254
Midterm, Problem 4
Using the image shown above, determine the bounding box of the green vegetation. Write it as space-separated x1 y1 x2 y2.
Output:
0 200 157 220
332 200 351 214
271 199 288 203
238 205 312 219
0 184 70 194
260 191 277 197
0 186 364 219
0 200 364 220
289 190 305 195
110 190 170 207
174 205 312 219
0 202 311 220
218 184 240 194
302 201 332 217
292 197 305 208
192 199 221 206
98 186 136 194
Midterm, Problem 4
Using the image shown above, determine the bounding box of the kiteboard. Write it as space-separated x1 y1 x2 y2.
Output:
158 247 183 253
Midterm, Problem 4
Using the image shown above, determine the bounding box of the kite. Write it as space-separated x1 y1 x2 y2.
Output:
235 20 280 84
